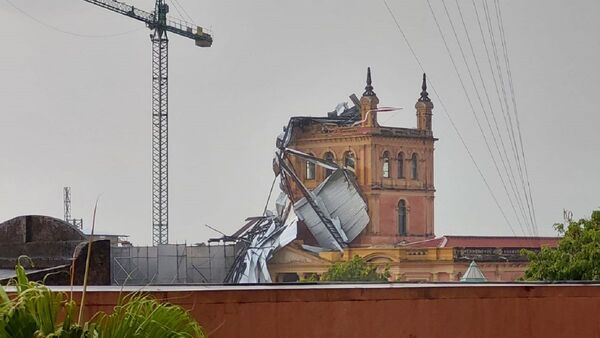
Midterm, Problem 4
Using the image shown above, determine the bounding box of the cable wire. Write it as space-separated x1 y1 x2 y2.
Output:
493 0 538 234
429 0 528 234
4 0 143 38
482 0 536 235
170 0 194 24
447 0 533 234
383 0 518 236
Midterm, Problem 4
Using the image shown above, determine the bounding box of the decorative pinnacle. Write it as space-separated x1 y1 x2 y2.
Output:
418 73 430 102
363 67 376 96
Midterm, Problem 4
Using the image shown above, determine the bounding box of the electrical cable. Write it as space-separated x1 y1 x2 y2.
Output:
448 0 533 234
483 0 536 235
493 0 538 234
429 0 529 234
383 0 518 236
4 0 143 38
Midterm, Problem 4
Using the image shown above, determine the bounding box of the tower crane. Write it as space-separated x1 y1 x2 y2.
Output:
80 0 212 245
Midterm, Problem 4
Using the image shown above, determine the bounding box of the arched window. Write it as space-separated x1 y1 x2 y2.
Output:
306 157 315 180
382 151 390 178
323 152 335 178
344 151 355 170
397 152 404 178
411 153 418 179
398 199 407 235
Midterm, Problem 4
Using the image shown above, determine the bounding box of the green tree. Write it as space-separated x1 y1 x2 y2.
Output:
523 210 600 281
319 255 390 282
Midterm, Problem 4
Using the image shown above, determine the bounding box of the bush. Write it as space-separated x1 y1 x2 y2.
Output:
308 255 390 282
0 260 205 338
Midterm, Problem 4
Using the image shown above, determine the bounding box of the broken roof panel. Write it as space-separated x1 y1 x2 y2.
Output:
294 169 369 250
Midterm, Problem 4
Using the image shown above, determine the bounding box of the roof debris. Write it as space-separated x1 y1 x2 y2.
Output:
225 106 371 282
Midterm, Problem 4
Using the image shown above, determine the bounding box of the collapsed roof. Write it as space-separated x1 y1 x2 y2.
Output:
225 98 371 283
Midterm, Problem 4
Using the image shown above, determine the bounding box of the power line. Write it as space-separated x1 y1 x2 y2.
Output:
428 0 528 234
493 0 538 234
482 0 536 235
473 0 536 235
4 0 142 38
449 0 533 234
383 0 518 236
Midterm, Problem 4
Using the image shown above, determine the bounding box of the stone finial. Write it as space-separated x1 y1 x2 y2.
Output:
363 67 376 97
418 73 430 102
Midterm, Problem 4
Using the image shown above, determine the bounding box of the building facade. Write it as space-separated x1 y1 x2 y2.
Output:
268 69 558 282
287 69 435 246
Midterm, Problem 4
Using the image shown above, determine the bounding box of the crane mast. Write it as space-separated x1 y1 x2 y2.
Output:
151 0 169 245
81 0 212 245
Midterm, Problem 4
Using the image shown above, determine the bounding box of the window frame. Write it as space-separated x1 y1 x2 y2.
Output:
344 151 356 170
305 156 316 180
323 151 335 178
398 199 407 236
411 153 418 180
382 151 390 178
397 152 405 178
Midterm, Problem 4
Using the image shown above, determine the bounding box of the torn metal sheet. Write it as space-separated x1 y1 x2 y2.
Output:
294 169 369 251
225 193 298 284
237 211 297 283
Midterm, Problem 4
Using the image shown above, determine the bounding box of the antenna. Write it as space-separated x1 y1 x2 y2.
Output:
63 186 83 230
64 187 72 222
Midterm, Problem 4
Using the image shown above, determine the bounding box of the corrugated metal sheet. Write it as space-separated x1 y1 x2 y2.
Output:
237 210 298 283
294 169 369 250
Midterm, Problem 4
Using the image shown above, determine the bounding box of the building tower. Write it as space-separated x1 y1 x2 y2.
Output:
287 69 436 246
416 73 433 132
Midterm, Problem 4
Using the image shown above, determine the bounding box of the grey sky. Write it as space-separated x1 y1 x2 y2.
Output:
1 0 598 245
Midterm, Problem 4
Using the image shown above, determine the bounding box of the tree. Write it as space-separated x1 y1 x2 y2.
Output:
315 255 390 282
523 210 600 281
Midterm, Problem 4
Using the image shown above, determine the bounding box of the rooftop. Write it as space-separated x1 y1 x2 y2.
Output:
404 235 560 248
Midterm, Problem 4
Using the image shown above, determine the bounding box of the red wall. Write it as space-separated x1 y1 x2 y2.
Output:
43 283 600 338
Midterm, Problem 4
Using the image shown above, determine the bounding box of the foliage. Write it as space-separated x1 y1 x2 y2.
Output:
93 295 204 338
0 260 205 338
315 255 390 282
0 258 84 338
523 210 600 281
300 273 320 282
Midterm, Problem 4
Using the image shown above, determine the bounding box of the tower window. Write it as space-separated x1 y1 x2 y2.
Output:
382 151 390 178
398 199 407 236
397 152 404 178
306 159 315 180
411 153 418 179
344 151 355 170
324 152 335 178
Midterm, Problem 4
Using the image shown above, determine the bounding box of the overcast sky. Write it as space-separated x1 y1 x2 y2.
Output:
1 0 599 245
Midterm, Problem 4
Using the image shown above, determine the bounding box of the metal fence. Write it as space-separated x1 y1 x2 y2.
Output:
110 243 236 285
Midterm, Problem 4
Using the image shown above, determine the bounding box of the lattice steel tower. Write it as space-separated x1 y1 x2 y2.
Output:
63 187 84 229
64 187 72 222
80 0 213 245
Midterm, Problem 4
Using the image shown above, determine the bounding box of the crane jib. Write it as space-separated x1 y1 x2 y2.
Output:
82 0 212 47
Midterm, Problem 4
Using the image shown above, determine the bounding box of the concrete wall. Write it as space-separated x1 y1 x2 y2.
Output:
0 240 111 286
58 283 600 338
0 215 86 268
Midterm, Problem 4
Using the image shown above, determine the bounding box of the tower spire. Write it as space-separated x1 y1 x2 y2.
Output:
363 67 376 96
418 73 430 102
